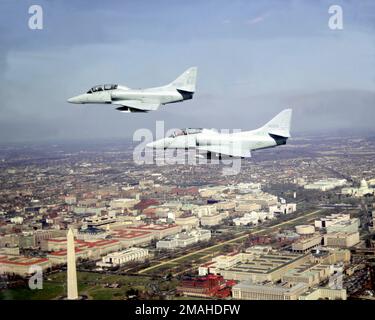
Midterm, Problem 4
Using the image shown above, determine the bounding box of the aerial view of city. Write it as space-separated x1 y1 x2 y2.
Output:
1 0 375 316
1 136 375 301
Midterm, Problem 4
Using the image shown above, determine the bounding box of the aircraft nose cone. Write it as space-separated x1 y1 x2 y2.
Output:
146 141 158 149
67 95 83 104
67 97 78 104
146 138 172 149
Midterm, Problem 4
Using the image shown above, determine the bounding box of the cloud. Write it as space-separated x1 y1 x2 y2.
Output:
244 13 269 25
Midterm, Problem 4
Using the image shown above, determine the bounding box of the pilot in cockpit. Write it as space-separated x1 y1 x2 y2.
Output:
87 84 118 94
169 130 181 138
169 128 204 138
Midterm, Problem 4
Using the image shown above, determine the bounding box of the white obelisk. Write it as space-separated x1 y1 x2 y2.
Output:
67 228 78 300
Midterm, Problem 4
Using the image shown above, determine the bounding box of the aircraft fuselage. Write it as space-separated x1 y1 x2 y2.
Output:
68 87 184 105
148 130 280 153
67 67 198 113
146 109 292 158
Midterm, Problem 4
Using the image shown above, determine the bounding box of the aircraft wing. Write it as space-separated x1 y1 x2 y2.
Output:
197 145 251 158
113 100 161 112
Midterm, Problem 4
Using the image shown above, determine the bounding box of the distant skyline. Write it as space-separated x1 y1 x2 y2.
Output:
0 0 374 142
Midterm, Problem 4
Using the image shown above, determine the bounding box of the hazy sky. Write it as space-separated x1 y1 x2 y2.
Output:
0 0 374 142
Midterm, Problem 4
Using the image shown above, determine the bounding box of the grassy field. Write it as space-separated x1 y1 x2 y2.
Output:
0 282 66 300
139 209 326 275
0 271 178 300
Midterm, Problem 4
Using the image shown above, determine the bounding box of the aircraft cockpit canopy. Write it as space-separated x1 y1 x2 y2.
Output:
168 128 203 138
87 84 118 94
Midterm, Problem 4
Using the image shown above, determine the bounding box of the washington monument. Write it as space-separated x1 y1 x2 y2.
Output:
67 228 78 300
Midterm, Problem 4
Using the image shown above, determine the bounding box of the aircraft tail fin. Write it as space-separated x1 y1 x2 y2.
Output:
167 67 197 92
259 109 292 138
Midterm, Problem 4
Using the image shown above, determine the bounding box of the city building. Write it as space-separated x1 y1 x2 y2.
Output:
282 262 331 286
139 180 155 189
177 274 235 298
311 248 351 265
111 228 154 248
326 218 359 234
10 217 23 225
198 186 229 198
34 229 66 247
64 195 77 205
156 229 211 250
342 179 375 197
124 223 182 240
295 225 315 235
237 192 278 207
45 237 121 264
299 287 347 300
269 202 297 215
304 178 347 191
192 205 217 217
76 226 109 240
233 211 274 226
0 255 51 276
216 201 236 211
0 234 19 248
235 202 262 213
110 198 139 210
83 214 117 228
200 212 228 226
96 247 149 268
199 249 311 283
232 281 308 300
323 232 360 248
0 246 20 256
315 213 351 229
174 215 200 230
291 234 323 253
229 183 262 193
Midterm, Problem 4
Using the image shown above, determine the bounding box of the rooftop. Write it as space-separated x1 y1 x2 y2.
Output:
112 229 151 239
0 256 49 266
126 223 178 231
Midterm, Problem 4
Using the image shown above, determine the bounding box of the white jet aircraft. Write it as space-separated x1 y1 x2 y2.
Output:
146 109 292 158
67 67 197 113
